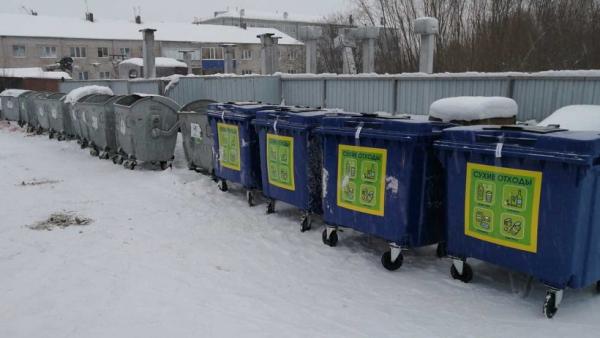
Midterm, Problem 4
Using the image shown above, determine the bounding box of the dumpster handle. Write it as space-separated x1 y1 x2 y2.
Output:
151 120 181 138
476 134 537 147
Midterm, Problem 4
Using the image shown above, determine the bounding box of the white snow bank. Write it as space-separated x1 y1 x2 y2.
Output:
538 105 600 131
429 96 517 122
0 67 71 80
120 57 188 68
0 89 31 97
65 86 113 105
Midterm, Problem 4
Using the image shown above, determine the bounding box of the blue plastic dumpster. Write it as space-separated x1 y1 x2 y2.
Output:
435 125 600 318
254 107 331 231
317 113 450 270
207 102 278 206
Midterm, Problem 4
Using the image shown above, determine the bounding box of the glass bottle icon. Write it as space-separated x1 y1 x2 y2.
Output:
477 184 484 201
516 190 523 208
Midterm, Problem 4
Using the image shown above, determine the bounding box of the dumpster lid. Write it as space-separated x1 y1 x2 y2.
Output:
483 125 567 134
439 125 600 159
82 94 115 104
180 99 217 113
317 113 450 139
115 94 180 111
47 93 66 100
255 107 330 127
0 89 31 97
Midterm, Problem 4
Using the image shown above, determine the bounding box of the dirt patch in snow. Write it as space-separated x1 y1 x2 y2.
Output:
28 212 93 231
20 179 61 186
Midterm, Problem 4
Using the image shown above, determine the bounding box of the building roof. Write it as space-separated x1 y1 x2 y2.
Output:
120 57 188 68
0 67 71 80
0 13 303 45
206 8 324 24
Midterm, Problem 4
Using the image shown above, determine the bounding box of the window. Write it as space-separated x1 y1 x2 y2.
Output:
241 70 253 75
12 45 26 58
70 47 87 58
201 47 224 60
97 47 109 58
288 69 297 74
288 49 299 61
241 49 252 60
98 71 111 79
40 46 57 59
78 71 89 80
120 48 131 59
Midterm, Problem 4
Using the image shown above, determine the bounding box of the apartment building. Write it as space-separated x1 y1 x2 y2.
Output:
0 13 304 79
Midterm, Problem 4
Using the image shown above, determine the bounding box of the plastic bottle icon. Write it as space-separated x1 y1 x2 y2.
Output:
485 190 493 203
477 184 484 201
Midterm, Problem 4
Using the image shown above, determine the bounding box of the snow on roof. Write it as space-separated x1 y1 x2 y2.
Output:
65 86 114 105
210 9 324 24
120 57 188 68
0 67 71 80
429 96 518 122
0 89 31 97
538 105 600 131
0 13 302 46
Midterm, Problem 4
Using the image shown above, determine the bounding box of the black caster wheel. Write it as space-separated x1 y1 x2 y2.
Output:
49 132 55 139
266 199 276 214
450 262 473 283
543 291 559 319
217 179 228 192
436 242 447 258
99 152 110 160
300 214 312 232
80 141 88 149
246 190 255 207
113 155 124 165
123 160 137 170
381 250 404 271
322 229 338 247
159 161 170 170
188 164 196 171
90 148 99 157
18 121 25 128
57 134 65 141
36 127 43 135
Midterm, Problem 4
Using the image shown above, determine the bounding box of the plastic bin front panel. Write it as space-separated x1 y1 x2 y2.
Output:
257 126 322 213
437 128 600 289
320 122 445 247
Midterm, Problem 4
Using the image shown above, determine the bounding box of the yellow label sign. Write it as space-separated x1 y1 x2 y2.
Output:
217 123 241 171
464 163 542 253
336 144 387 216
267 133 295 191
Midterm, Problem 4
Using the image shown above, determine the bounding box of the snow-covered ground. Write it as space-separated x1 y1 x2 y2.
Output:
1 121 599 338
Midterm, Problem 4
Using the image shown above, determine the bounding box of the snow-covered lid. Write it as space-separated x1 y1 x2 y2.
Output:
120 57 188 68
0 13 302 46
0 67 71 80
65 86 114 105
538 105 600 131
0 89 31 97
429 96 517 122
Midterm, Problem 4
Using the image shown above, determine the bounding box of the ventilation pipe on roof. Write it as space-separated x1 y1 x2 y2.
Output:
414 17 439 74
85 12 94 22
179 50 194 75
257 33 280 75
283 12 289 20
352 26 380 74
298 26 322 74
140 28 157 78
334 29 357 74
135 15 142 24
220 44 237 74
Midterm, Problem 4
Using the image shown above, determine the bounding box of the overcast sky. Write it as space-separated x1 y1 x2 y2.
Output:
3 0 349 22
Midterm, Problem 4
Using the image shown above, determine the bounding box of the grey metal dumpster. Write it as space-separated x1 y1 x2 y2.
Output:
31 92 55 134
178 99 217 175
23 92 52 133
70 94 98 148
0 89 33 126
78 94 122 159
44 93 73 141
113 94 181 170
